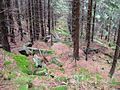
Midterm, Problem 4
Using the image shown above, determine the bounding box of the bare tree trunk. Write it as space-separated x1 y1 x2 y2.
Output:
32 0 36 41
43 0 47 35
7 0 15 43
67 1 72 35
101 30 103 39
109 20 120 77
72 0 80 60
0 0 10 51
80 0 84 38
48 0 51 35
91 0 96 42
39 0 45 38
51 7 54 31
114 29 117 42
28 0 34 43
15 0 23 41
34 0 40 40
107 18 111 42
85 0 93 61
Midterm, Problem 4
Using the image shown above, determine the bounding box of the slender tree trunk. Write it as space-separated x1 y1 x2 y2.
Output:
85 0 93 61
107 18 111 42
32 0 36 41
43 0 47 35
15 0 23 41
109 20 120 77
114 29 117 42
101 30 103 39
80 0 84 38
34 0 40 40
7 0 15 43
25 0 29 32
48 0 51 35
91 0 96 42
105 26 108 40
72 0 80 60
67 1 72 35
39 0 45 38
51 7 54 31
28 0 34 43
0 0 10 51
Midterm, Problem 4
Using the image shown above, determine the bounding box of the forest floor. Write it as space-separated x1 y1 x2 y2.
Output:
0 17 120 90
0 38 120 90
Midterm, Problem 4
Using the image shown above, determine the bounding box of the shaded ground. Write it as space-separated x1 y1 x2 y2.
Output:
0 40 120 90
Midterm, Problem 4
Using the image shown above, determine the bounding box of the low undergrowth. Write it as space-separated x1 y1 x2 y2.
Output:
0 51 120 90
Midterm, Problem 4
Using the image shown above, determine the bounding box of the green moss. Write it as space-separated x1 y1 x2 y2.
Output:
51 85 67 90
5 51 15 56
15 75 35 85
13 55 33 74
19 84 28 90
59 68 65 73
55 76 68 83
30 85 47 90
110 78 120 86
95 73 103 82
4 61 12 66
75 68 104 83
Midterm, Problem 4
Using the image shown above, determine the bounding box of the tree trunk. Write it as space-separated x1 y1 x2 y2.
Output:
28 0 34 43
39 0 45 38
0 0 10 51
15 0 23 41
48 0 51 35
80 0 84 38
32 0 36 41
91 0 96 42
107 18 111 42
67 1 72 35
114 29 117 42
109 20 120 77
7 0 15 43
43 0 47 35
34 0 40 40
85 0 93 61
72 0 80 60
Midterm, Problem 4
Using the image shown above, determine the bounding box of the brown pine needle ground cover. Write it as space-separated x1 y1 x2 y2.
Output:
0 41 120 90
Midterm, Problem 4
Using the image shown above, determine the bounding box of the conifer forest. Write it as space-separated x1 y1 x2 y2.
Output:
0 0 120 89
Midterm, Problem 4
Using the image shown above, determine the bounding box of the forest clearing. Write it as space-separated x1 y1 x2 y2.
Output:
0 0 120 90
